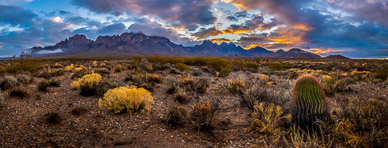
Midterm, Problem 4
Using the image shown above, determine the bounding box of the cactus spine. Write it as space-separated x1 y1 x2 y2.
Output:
291 74 330 128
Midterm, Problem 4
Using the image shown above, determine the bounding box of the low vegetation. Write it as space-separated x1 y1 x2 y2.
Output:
0 57 387 147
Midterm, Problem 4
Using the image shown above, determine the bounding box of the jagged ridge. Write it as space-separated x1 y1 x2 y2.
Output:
30 32 324 58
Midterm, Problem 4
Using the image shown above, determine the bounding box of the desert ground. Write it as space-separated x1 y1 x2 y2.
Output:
0 56 387 147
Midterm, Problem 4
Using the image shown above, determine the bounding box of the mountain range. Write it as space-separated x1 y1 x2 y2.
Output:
30 32 345 59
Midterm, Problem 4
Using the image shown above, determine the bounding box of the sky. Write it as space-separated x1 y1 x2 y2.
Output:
0 0 388 58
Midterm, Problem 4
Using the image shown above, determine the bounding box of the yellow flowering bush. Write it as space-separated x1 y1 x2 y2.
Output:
65 64 74 71
72 73 103 95
98 86 154 114
259 74 270 82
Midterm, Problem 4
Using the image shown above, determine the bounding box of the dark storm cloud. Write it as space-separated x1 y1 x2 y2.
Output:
228 0 311 25
226 16 238 21
192 15 279 38
128 21 200 46
72 0 216 29
96 23 127 35
0 5 38 27
328 0 388 26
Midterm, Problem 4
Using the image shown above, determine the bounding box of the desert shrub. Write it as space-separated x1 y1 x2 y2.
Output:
176 63 190 71
74 73 103 96
0 59 43 74
174 88 189 104
9 87 29 98
291 74 330 129
331 96 388 147
192 79 208 94
0 91 6 107
227 78 246 95
52 63 64 68
250 103 290 143
322 76 353 96
49 80 60 87
190 99 219 131
0 75 19 90
179 76 195 90
191 69 203 76
71 68 87 80
375 68 388 80
231 60 245 71
258 74 270 82
285 125 334 148
65 64 74 71
95 68 110 75
206 58 232 77
114 64 123 72
71 107 87 116
165 75 179 94
38 80 49 91
44 111 62 125
98 86 154 114
245 62 260 72
166 105 188 126
268 62 288 71
146 74 161 83
16 74 32 84
71 80 80 90
133 55 143 64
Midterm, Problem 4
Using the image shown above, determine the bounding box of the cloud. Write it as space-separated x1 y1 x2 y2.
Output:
0 5 38 27
128 21 200 46
192 15 278 38
72 0 216 29
97 23 127 35
328 0 388 26
225 0 311 25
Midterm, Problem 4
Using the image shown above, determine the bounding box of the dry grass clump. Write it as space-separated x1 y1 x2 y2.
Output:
16 74 33 84
227 78 246 95
250 103 290 144
190 98 219 131
166 105 188 126
114 64 123 72
0 75 19 90
174 88 189 104
98 86 154 114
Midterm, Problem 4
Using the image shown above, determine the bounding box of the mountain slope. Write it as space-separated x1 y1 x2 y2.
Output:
30 32 323 58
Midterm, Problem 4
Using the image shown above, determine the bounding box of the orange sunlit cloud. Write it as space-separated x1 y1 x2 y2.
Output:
268 27 308 45
292 24 314 31
210 38 231 44
309 48 343 55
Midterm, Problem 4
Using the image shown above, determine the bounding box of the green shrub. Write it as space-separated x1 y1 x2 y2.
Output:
98 86 154 114
133 55 143 64
291 74 330 129
176 63 190 71
268 62 288 71
375 68 388 80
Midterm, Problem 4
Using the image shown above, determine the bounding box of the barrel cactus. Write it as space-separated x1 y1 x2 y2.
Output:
291 74 330 129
